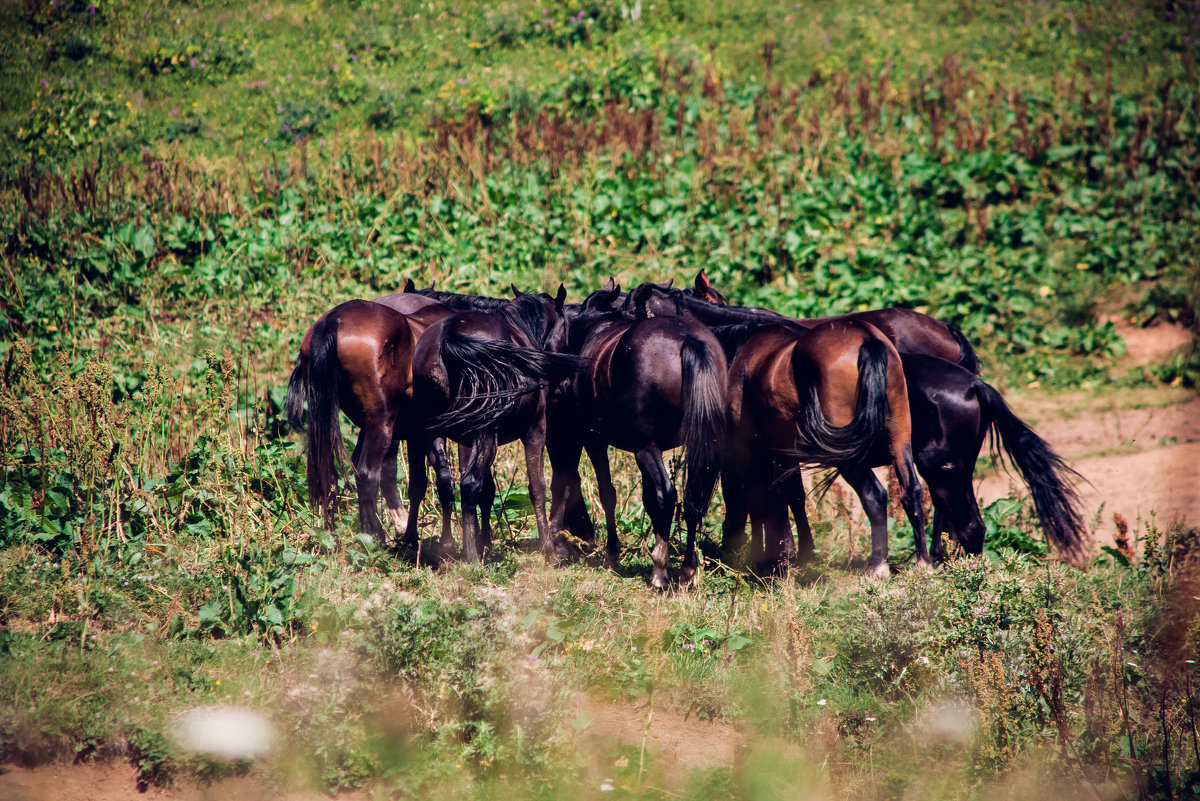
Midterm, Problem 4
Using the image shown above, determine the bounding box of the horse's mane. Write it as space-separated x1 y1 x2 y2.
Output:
414 288 509 311
500 294 556 345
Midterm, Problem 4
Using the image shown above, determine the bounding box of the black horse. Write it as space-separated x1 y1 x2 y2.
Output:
401 287 585 563
630 280 1087 567
546 285 727 588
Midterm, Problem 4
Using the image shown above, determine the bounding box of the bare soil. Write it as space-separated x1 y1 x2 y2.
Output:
976 322 1199 547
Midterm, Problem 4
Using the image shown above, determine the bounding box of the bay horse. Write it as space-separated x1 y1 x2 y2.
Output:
711 315 928 577
401 287 585 563
546 284 727 589
284 293 454 542
635 278 1087 567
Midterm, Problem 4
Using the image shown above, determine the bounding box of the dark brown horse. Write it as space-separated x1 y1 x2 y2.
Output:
402 287 585 562
546 284 727 589
285 296 453 541
636 278 1087 567
716 316 928 577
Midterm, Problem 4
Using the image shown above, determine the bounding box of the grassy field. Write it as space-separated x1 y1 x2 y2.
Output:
2 0 1200 798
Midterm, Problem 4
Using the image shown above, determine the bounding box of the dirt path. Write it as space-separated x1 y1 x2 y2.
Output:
974 322 1199 547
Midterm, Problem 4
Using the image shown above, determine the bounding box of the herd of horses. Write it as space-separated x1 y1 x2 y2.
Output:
284 272 1088 588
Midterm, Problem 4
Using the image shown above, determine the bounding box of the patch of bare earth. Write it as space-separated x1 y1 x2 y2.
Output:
0 762 369 801
978 322 1199 547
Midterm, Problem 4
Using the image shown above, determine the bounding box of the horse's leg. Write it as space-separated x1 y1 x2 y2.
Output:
585 441 621 570
459 433 497 563
548 434 593 552
926 468 983 558
785 473 816 564
635 445 676 590
478 468 497 556
457 441 495 553
893 447 932 566
720 471 749 561
841 466 891 578
520 414 556 562
401 436 429 549
431 438 457 554
352 418 395 542
760 484 794 575
680 450 720 589
380 436 408 538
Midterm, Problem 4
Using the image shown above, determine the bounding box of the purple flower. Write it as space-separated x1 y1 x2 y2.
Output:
87 4 96 14
189 57 197 68
457 77 468 85
1120 30 1131 41
171 108 179 115
276 104 283 112
319 138 327 146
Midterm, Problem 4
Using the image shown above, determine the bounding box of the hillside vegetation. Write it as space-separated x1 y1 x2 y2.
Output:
1 1 1199 798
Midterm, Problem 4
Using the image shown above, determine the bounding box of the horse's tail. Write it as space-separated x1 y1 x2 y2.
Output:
948 322 981 374
789 337 891 485
305 315 350 528
285 357 308 432
680 335 726 522
434 330 586 434
977 381 1088 567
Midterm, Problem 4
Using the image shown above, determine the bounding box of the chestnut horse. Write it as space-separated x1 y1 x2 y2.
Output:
715 317 928 577
285 294 454 542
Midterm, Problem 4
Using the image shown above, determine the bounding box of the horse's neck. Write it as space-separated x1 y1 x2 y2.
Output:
675 294 786 325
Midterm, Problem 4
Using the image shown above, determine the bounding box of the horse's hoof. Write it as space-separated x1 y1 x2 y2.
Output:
387 507 409 534
869 561 891 580
648 571 670 591
678 566 699 589
603 555 622 572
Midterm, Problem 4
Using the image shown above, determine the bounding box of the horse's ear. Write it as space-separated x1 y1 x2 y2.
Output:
554 283 567 313
695 270 711 293
601 276 616 292
630 282 655 317
402 278 416 293
422 281 434 291
511 284 523 298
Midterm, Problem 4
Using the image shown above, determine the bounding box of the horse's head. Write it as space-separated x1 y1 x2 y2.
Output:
625 281 685 320
580 282 622 314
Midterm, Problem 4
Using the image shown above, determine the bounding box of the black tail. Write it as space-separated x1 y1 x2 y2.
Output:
786 338 891 486
948 322 981 374
680 336 726 523
305 315 350 528
434 330 586 435
285 359 307 432
976 381 1088 566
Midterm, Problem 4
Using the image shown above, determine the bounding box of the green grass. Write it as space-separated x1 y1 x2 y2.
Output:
2 0 1200 798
